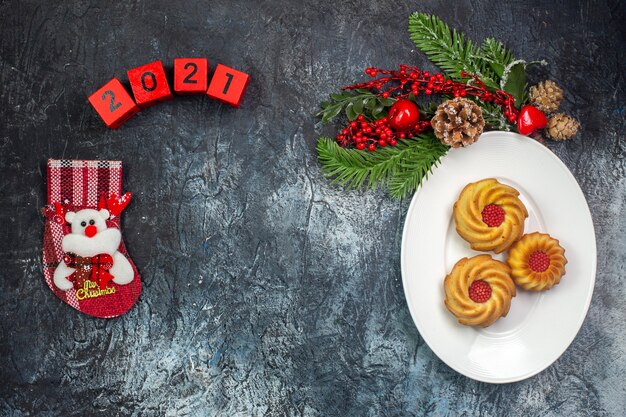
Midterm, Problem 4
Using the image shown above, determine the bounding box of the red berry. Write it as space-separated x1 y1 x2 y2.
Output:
468 280 492 303
368 144 376 151
357 115 364 121
481 204 505 227
350 121 358 128
528 251 550 272
356 143 366 150
389 139 397 146
378 139 387 147
382 92 390 98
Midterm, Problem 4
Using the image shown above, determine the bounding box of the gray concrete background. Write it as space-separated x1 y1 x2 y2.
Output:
0 0 624 416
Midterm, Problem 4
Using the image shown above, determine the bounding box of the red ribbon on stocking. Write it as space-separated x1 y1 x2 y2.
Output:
64 252 115 290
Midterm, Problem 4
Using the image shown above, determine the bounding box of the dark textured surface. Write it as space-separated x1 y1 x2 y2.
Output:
1 0 625 416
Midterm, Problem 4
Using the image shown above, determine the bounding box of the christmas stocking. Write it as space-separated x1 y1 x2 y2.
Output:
42 159 141 318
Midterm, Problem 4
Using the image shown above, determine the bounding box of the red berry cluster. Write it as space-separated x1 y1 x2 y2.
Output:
351 65 519 123
481 204 506 227
469 280 492 303
528 251 550 272
335 115 431 150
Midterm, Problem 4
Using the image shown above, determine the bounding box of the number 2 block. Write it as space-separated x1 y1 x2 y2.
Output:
127 61 173 108
88 78 139 129
206 64 249 108
174 58 208 94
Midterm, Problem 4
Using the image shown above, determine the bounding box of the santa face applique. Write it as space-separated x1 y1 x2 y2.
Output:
54 208 134 291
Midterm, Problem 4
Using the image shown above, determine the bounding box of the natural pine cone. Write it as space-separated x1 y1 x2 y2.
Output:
529 80 564 114
546 113 580 140
431 97 485 148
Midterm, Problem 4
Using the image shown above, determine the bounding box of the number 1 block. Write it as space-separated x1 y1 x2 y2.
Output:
206 64 249 108
88 78 139 129
127 61 173 108
174 58 208 94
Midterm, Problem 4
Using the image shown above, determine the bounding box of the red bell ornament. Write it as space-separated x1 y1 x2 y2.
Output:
517 105 547 135
388 99 420 132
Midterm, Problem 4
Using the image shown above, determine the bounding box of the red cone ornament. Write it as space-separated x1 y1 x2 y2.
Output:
517 105 547 135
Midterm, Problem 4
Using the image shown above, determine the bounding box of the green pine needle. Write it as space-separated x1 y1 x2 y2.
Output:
317 134 449 199
408 13 515 89
479 37 515 78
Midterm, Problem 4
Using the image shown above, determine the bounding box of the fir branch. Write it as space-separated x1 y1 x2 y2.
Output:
408 13 500 89
480 101 511 131
317 133 449 199
478 38 515 78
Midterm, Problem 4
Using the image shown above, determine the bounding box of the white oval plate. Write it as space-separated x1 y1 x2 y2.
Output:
401 131 596 383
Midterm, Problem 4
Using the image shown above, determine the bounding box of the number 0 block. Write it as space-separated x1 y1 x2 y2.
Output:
88 78 139 129
206 64 249 108
174 58 208 94
127 61 173 108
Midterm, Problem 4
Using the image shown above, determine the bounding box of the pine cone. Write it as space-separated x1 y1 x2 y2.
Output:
529 80 564 114
546 113 580 140
431 97 485 148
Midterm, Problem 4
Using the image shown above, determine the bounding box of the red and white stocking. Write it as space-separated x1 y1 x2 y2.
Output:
42 159 141 318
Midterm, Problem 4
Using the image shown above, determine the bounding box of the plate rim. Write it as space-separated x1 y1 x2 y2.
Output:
400 131 597 384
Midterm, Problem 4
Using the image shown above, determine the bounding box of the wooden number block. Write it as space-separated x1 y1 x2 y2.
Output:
174 58 208 94
206 64 249 108
127 61 173 108
88 78 140 129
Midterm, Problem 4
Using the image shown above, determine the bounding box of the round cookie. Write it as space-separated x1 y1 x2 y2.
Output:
453 178 528 253
507 232 567 291
444 254 517 327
